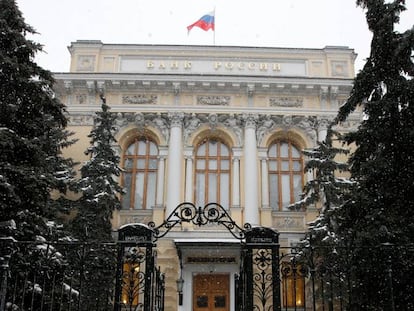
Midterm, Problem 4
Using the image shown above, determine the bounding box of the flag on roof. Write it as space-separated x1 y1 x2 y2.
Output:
187 11 215 33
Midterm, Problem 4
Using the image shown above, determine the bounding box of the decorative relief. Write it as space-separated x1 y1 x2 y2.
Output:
269 97 303 107
149 114 170 142
256 115 319 145
256 115 277 145
183 115 202 144
64 80 72 92
320 86 329 101
286 115 318 142
77 55 95 71
119 213 153 227
134 113 146 128
113 112 129 133
208 113 219 129
67 114 94 126
273 215 305 230
75 94 87 104
222 115 243 146
331 61 348 77
112 112 170 142
330 86 339 100
334 118 360 132
122 94 157 105
197 95 230 106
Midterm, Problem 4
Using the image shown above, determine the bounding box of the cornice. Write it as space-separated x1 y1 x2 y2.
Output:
64 103 354 118
54 73 353 96
69 41 355 58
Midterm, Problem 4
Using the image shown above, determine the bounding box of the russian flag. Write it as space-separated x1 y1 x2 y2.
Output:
187 11 215 33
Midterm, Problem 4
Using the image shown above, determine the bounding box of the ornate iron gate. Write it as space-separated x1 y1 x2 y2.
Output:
237 227 280 311
146 202 280 311
0 203 281 311
114 223 165 311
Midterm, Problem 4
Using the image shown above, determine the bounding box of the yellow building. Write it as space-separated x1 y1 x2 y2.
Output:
54 41 358 311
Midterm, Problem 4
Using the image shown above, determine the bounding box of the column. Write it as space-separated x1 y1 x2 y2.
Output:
184 148 193 202
259 149 269 209
155 147 168 208
232 148 242 208
243 114 259 225
317 117 330 142
166 112 184 216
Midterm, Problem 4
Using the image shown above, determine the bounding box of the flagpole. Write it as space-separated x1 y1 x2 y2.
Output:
213 7 216 45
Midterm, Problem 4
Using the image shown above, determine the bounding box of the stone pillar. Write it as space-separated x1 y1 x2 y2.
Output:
317 117 331 142
232 148 242 208
184 148 194 202
156 148 168 208
166 112 184 216
259 148 272 227
320 86 329 111
258 149 269 209
243 114 259 225
86 80 96 104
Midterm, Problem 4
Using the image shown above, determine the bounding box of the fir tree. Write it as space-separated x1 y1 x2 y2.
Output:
72 94 124 242
0 0 75 247
69 95 124 308
290 126 354 308
289 126 351 213
332 0 414 309
0 1 76 307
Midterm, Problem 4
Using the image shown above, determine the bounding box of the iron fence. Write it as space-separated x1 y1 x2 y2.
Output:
0 240 164 311
1 238 413 311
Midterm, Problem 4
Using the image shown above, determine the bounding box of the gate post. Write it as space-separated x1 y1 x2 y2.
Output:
114 224 155 311
243 227 280 311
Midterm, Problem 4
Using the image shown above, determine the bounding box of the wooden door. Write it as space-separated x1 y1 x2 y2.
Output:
193 274 230 311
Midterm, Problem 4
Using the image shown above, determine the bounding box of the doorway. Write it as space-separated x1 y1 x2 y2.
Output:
193 274 230 311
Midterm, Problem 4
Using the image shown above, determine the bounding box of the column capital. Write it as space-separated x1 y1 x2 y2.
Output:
242 113 259 129
232 147 243 158
317 116 334 130
168 112 185 127
183 147 194 158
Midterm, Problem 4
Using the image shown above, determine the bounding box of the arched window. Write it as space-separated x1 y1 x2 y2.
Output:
121 138 158 209
195 138 231 208
268 140 304 210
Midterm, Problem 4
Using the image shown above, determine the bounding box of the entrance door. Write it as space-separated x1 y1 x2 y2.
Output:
193 274 230 311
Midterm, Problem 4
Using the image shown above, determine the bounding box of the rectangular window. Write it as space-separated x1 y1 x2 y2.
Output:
196 173 205 207
281 175 290 210
269 174 279 209
146 172 157 209
122 173 132 209
220 173 229 208
208 173 217 203
134 173 144 209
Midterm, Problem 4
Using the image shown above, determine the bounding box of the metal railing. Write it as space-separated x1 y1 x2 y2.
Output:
0 240 164 311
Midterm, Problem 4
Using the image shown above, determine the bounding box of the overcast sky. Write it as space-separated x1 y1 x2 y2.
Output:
15 0 414 73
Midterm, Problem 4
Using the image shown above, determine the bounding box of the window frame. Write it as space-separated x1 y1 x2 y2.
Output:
281 261 306 308
268 140 304 210
194 137 231 208
121 137 158 210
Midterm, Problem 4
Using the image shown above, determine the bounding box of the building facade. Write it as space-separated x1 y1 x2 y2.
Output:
54 41 358 311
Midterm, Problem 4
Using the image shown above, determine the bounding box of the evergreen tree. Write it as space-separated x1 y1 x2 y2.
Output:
0 1 76 308
290 126 354 308
69 95 124 309
290 126 351 213
332 0 414 309
72 94 124 242
0 0 75 247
